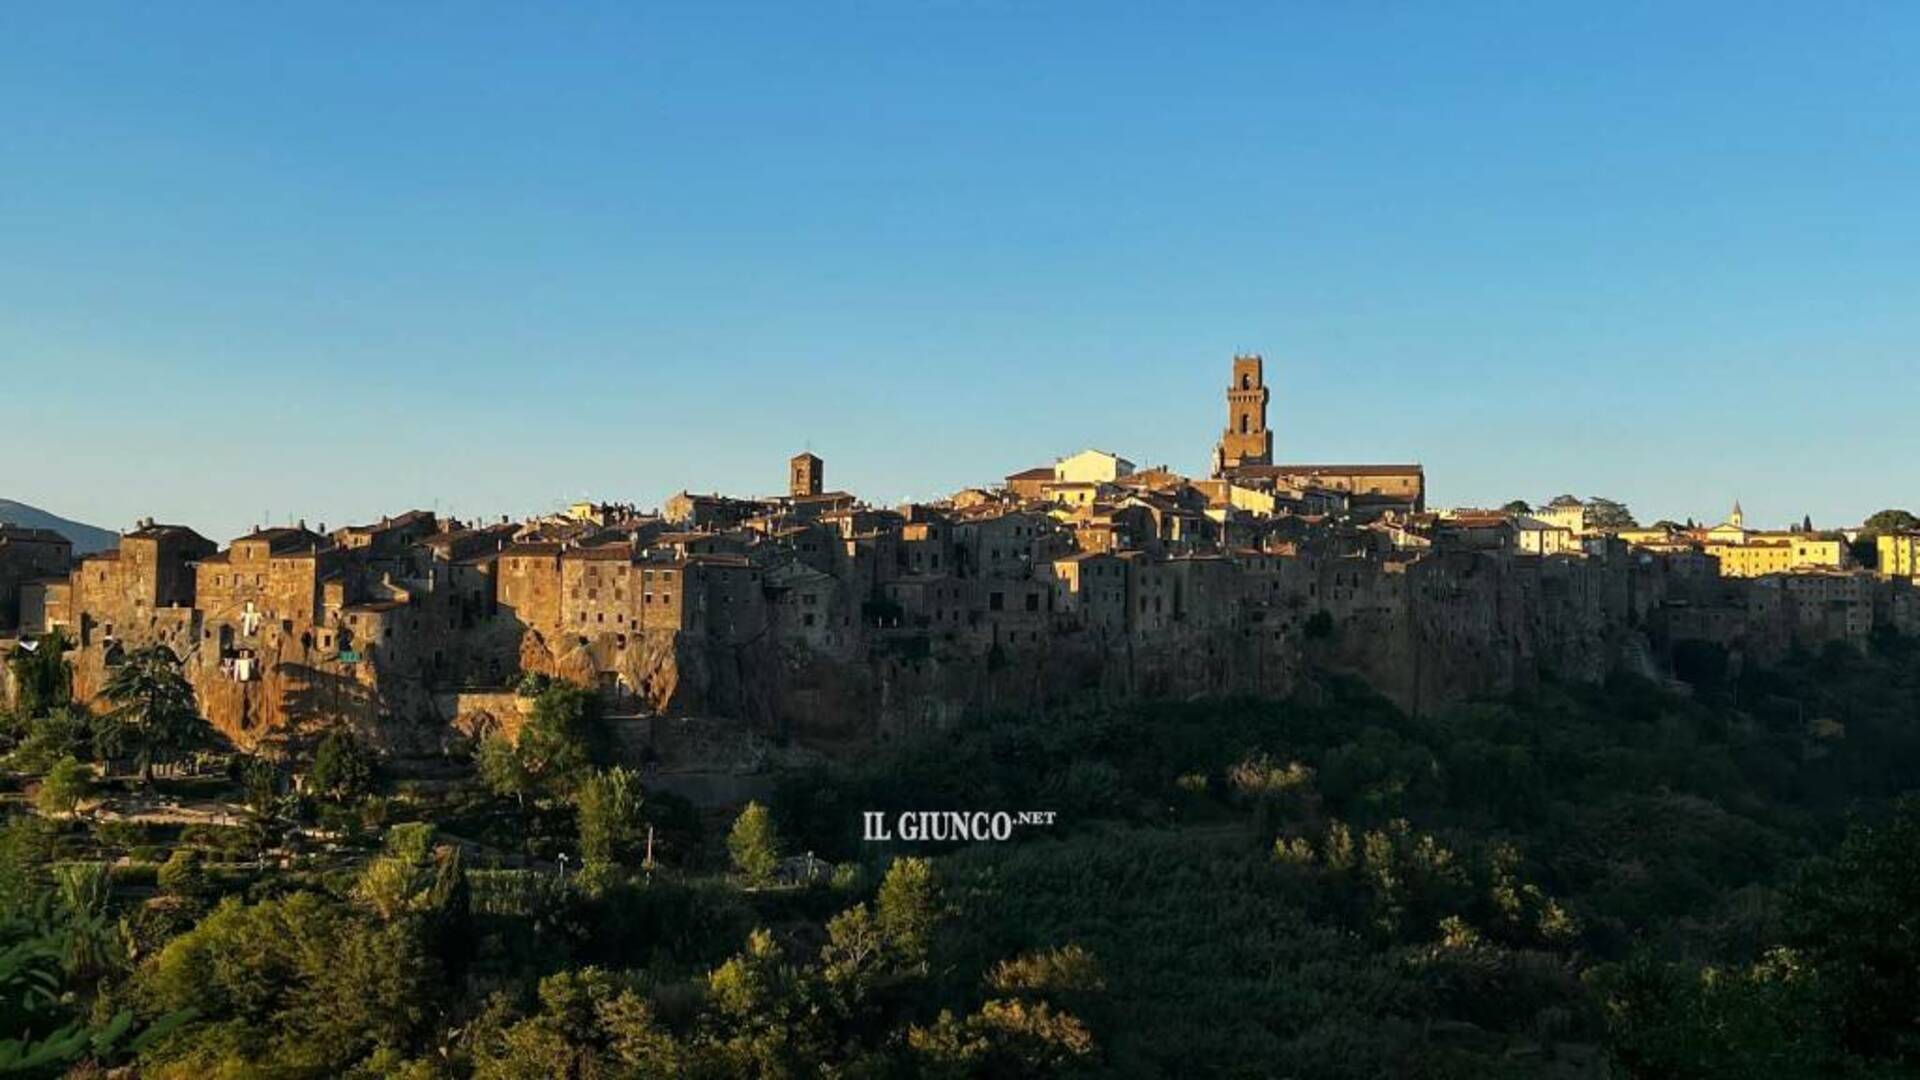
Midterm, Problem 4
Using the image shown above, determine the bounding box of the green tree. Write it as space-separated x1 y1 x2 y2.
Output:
907 997 1097 1077
34 756 91 817
1499 500 1532 515
1599 949 1826 1080
476 684 604 805
352 823 465 925
727 801 780 885
1863 508 1919 533
1787 796 1920 1066
701 927 831 1073
1586 496 1637 530
876 856 939 969
240 755 285 823
469 967 684 1080
96 645 205 784
575 766 645 886
143 890 441 1073
6 708 93 774
820 902 887 996
309 728 377 802
476 733 536 808
5 630 73 720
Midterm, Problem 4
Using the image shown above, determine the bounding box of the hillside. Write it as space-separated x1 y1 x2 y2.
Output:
0 498 118 553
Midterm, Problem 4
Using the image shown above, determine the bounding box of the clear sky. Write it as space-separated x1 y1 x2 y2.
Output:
4 3 1916 542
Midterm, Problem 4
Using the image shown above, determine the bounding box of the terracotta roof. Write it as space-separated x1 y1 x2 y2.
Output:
1005 467 1055 481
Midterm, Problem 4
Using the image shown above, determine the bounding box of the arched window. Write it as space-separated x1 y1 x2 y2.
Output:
1240 374 1251 389
1239 414 1250 434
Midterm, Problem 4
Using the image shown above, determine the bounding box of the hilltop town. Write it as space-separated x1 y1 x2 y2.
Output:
3 354 1917 753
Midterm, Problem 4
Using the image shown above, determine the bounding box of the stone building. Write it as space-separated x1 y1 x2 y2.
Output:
1004 467 1055 502
0 525 72 633
71 522 215 648
28 359 1907 747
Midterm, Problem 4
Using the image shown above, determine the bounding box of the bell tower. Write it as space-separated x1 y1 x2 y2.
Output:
790 451 823 498
1214 354 1272 474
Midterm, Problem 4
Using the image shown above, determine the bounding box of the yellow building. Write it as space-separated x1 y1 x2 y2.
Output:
1695 503 1849 578
1530 502 1588 536
1054 448 1135 485
1880 533 1920 580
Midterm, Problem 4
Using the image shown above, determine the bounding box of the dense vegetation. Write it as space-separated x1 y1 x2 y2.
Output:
4 630 1920 1076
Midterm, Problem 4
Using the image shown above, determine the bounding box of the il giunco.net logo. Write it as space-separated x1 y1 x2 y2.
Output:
861 810 1057 842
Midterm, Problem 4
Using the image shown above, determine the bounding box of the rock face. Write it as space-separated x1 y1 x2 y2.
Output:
22 544 1639 755
15 502 1897 758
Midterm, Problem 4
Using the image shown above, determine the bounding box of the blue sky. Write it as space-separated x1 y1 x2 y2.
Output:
4 3 1916 542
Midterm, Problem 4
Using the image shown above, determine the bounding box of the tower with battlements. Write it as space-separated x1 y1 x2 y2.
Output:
1212 354 1273 475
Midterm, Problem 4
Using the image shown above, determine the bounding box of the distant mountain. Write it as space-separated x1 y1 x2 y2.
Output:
0 499 119 554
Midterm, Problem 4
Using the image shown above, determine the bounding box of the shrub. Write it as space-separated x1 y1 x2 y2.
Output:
158 848 210 899
35 755 92 816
